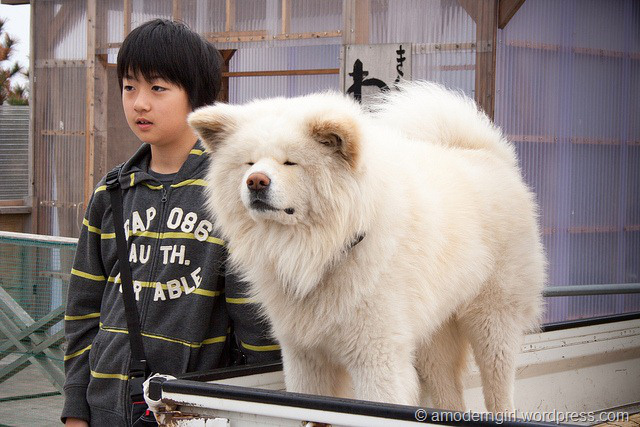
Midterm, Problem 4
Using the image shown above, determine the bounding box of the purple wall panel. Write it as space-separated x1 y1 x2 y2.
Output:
495 0 640 322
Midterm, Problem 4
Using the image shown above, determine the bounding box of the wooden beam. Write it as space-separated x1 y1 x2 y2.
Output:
85 0 97 209
0 200 27 207
225 0 236 32
343 0 369 44
498 0 526 29
205 30 340 44
83 0 108 209
354 0 370 44
218 49 235 103
28 2 36 233
41 130 86 136
459 0 498 119
458 0 480 23
342 0 355 44
172 0 182 21
123 0 131 36
273 30 341 40
281 0 290 35
220 49 236 63
475 0 498 119
93 60 108 183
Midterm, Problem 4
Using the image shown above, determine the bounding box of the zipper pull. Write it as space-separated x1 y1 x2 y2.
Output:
161 187 167 203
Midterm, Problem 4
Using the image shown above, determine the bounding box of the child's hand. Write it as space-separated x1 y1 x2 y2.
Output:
65 418 89 427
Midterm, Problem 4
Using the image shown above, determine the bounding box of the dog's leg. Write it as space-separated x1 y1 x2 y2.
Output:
281 345 341 396
459 302 522 413
347 343 420 405
416 318 467 411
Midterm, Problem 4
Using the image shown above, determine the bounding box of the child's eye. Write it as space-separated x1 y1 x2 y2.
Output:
151 86 166 92
123 85 134 92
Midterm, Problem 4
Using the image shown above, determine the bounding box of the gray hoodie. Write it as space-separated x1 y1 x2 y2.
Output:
62 142 280 425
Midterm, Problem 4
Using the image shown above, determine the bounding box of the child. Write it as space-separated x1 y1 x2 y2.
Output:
62 19 280 426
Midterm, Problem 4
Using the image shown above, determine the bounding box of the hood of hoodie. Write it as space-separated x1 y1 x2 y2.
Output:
118 140 209 190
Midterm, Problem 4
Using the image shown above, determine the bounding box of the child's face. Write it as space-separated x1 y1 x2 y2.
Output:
122 74 195 148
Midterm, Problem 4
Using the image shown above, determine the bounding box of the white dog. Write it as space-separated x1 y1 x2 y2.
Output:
188 82 545 412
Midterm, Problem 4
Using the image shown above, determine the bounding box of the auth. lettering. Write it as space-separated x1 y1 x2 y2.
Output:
159 245 189 265
129 243 151 264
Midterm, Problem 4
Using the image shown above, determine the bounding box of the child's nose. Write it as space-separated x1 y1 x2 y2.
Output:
133 93 151 112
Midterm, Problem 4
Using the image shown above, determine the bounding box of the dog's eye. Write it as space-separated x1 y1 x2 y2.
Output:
284 161 297 166
246 162 254 166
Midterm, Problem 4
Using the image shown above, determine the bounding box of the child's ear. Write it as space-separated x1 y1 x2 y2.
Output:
188 104 237 152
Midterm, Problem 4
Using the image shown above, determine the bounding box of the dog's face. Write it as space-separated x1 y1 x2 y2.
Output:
188 95 364 228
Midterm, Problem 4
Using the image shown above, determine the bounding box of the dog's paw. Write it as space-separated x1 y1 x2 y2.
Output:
143 373 177 415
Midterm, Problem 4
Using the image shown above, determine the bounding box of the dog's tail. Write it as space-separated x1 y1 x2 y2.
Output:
371 81 517 165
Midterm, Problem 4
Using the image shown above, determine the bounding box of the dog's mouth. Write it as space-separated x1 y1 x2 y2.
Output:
249 200 295 215
250 200 278 212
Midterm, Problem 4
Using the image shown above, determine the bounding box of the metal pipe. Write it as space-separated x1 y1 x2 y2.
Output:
543 283 640 297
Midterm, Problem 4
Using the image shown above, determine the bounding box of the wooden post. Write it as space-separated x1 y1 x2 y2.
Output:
172 0 182 21
342 0 354 44
28 1 37 233
281 0 290 35
94 56 108 183
458 0 498 119
85 0 108 207
225 0 236 32
218 50 236 103
354 0 369 44
85 0 97 208
123 0 131 36
343 0 369 45
476 0 498 120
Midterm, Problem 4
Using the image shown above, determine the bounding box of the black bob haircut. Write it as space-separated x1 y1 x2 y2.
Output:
117 19 222 110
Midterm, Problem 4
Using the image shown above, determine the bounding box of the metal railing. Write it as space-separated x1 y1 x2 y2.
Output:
0 231 76 397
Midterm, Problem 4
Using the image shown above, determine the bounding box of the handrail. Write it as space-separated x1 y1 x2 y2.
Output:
0 231 77 246
543 283 640 297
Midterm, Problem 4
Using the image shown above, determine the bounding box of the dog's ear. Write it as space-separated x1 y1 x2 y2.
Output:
188 105 237 152
308 115 361 169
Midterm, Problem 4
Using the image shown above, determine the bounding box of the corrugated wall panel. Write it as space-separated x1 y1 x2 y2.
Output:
495 0 640 322
131 0 172 29
288 0 343 34
33 1 88 237
370 0 476 96
103 0 125 46
0 107 30 201
181 0 227 35
229 44 340 104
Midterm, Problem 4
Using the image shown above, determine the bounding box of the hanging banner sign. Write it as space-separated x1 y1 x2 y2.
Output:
341 43 412 106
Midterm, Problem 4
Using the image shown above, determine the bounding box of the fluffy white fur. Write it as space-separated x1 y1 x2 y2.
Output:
189 81 545 412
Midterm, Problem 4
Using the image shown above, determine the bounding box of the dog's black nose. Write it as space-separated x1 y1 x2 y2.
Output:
246 172 270 192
